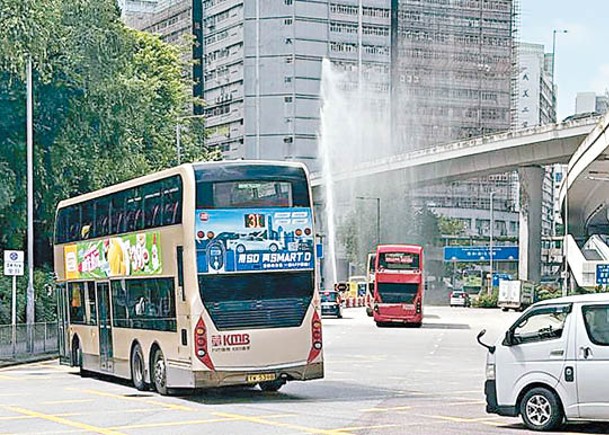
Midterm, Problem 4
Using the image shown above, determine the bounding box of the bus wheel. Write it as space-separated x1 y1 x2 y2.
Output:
72 338 89 377
131 344 147 391
152 348 168 395
259 380 285 392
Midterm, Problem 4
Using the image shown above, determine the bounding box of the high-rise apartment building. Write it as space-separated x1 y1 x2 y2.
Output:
130 1 392 169
515 41 562 277
391 0 515 151
575 92 609 115
391 0 519 241
118 0 159 27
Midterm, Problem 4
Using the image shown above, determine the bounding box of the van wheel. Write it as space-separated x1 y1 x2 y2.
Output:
366 308 373 317
520 387 563 431
131 344 147 391
151 348 168 395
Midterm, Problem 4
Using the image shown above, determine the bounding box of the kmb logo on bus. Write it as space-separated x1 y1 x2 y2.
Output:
211 333 250 347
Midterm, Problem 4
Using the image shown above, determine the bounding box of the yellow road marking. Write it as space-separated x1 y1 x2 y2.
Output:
420 414 503 423
213 411 355 435
110 417 235 430
362 406 412 412
5 406 126 435
41 399 95 405
332 424 400 432
109 413 295 430
0 413 80 421
0 374 19 380
75 388 194 411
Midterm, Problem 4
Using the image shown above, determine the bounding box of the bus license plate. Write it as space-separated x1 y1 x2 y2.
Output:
402 304 414 310
246 373 276 383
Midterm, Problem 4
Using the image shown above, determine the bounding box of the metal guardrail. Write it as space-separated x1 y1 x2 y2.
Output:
0 322 58 358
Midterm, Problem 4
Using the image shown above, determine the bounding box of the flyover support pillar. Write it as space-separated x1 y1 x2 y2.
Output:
518 166 544 283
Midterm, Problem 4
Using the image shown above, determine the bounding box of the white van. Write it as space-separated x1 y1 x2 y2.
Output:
477 293 609 431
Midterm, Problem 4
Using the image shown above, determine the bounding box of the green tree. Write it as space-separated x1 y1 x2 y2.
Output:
0 0 216 322
438 216 466 237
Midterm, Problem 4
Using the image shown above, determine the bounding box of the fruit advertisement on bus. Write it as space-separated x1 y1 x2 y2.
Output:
64 231 162 279
195 208 314 274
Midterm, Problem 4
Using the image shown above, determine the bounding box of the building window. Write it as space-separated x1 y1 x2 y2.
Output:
284 96 293 103
284 18 293 25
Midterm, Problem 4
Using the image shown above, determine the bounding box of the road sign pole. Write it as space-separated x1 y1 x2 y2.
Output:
11 275 17 356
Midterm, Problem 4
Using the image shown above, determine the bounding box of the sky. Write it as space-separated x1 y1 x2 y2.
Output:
519 0 609 120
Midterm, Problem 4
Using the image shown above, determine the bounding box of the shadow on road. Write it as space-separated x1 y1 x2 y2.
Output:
175 380 429 405
497 422 609 434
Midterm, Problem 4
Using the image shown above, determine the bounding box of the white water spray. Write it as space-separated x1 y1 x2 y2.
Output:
319 59 339 285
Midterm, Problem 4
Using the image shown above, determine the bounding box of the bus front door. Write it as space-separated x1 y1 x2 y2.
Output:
56 283 71 365
96 282 114 372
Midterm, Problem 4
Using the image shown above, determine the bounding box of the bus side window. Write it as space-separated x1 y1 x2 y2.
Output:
144 181 163 229
126 188 143 232
162 177 182 225
94 197 110 238
69 282 86 324
86 282 97 325
55 208 69 244
81 201 94 240
111 280 129 328
67 205 81 242
111 192 126 235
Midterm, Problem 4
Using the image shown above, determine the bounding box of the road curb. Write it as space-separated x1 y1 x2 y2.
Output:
0 353 58 369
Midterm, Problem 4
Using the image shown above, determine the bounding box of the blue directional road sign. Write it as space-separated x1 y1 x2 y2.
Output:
443 246 519 262
596 264 609 285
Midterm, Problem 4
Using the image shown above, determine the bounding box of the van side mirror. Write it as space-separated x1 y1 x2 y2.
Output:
503 330 514 346
476 329 496 354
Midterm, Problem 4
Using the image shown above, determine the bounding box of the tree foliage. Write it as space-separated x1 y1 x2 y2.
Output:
0 0 215 263
0 0 216 323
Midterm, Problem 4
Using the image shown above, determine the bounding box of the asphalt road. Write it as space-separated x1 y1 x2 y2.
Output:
1 307 608 435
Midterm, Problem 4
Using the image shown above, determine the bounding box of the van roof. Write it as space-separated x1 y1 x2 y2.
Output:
536 292 609 306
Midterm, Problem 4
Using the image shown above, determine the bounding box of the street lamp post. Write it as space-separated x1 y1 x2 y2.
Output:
551 29 568 119
489 191 494 295
356 196 381 247
176 114 206 165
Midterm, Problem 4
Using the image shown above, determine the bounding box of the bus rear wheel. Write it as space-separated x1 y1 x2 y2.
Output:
151 348 168 395
259 379 285 392
131 344 147 391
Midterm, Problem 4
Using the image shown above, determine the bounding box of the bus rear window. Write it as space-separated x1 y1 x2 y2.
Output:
213 181 293 208
379 252 420 270
194 165 310 208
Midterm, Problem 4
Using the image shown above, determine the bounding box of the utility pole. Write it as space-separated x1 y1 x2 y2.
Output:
489 191 494 295
26 55 35 352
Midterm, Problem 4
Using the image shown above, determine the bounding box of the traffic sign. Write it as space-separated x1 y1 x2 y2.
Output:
3 250 24 276
596 264 609 285
443 246 518 262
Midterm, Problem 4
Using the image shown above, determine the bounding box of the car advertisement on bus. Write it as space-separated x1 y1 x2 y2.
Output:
195 208 314 274
64 231 162 279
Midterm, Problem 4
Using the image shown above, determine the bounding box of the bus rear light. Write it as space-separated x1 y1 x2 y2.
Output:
304 228 311 236
416 301 421 314
206 231 215 239
307 311 323 363
197 231 205 239
295 228 303 236
374 304 379 313
194 317 214 370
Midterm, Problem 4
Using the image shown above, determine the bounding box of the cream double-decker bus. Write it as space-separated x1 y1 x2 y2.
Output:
54 161 323 394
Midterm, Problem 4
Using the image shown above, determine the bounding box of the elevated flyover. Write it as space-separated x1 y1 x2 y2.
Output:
312 117 599 188
312 116 601 283
559 112 609 289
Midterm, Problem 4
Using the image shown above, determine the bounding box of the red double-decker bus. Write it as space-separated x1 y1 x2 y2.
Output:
373 244 424 327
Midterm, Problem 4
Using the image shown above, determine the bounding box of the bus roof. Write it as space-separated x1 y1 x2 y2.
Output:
376 244 423 254
56 160 307 209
